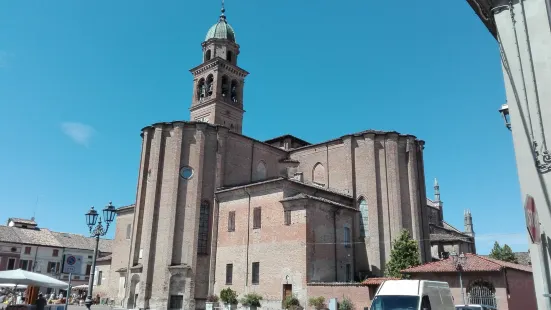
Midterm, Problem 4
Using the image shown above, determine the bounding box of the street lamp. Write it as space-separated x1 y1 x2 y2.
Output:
499 103 511 130
450 251 467 305
84 202 116 310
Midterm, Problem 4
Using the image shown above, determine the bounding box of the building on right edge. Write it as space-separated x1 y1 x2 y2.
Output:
465 0 551 309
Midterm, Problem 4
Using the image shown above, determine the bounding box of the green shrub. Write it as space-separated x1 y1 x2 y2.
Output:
240 292 263 307
283 294 300 309
220 288 238 305
338 297 354 310
308 296 326 309
206 294 219 303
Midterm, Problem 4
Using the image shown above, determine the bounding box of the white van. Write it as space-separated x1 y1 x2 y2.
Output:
371 280 455 310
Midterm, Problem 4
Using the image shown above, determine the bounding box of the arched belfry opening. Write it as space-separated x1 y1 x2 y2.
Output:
206 75 214 97
204 49 212 62
196 78 205 100
230 80 239 103
221 76 229 98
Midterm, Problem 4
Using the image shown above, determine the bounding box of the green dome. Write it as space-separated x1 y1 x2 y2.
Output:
205 10 236 43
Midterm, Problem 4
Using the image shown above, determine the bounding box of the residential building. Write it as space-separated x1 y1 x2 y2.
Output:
102 5 478 310
402 253 536 310
465 0 551 308
0 217 113 294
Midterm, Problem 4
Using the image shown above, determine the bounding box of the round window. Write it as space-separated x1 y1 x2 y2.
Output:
180 166 194 180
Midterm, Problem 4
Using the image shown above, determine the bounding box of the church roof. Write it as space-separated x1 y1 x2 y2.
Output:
289 129 423 153
465 0 497 39
216 177 353 199
402 253 532 273
280 193 356 211
205 8 236 43
264 134 311 147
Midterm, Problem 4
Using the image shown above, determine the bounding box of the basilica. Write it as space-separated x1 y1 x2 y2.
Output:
103 6 476 309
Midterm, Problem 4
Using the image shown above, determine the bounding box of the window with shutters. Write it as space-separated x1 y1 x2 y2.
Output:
253 207 261 229
284 210 291 225
251 262 259 285
228 211 236 232
226 264 233 285
197 201 210 255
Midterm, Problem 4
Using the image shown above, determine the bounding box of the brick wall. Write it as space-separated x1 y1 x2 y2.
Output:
307 283 372 310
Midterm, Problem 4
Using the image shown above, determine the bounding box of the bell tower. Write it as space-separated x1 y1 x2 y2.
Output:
189 4 249 134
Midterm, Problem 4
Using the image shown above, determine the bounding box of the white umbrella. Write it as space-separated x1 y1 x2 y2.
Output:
0 284 27 288
0 269 68 289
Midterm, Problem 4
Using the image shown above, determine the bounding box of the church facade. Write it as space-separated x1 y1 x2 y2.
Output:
106 7 476 310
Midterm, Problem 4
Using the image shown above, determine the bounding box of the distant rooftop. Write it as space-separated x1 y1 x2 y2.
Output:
0 217 113 253
7 217 37 227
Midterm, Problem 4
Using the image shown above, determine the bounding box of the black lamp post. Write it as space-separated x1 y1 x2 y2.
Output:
450 251 468 305
499 103 511 130
84 202 116 310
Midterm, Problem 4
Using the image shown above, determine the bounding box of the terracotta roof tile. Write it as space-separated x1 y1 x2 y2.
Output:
402 253 532 273
362 277 400 286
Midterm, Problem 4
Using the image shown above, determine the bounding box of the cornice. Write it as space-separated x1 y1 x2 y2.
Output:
189 57 249 78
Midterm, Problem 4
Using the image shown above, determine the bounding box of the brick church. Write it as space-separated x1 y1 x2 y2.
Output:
105 6 477 309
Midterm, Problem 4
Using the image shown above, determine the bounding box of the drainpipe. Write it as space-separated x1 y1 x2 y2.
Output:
333 209 338 282
244 188 252 291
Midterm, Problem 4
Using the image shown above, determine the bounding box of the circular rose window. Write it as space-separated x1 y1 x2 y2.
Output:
180 166 194 180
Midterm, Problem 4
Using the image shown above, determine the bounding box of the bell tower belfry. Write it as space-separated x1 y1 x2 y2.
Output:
189 4 249 134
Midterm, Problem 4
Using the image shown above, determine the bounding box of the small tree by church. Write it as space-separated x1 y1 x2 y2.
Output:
489 241 518 263
384 229 421 278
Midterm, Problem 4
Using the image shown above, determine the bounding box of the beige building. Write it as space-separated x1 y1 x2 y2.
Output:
105 6 477 309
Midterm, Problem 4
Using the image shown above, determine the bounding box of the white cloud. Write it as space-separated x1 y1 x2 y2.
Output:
61 122 96 147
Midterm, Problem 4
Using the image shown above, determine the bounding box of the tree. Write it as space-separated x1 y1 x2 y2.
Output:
488 241 518 263
489 241 503 259
385 229 421 278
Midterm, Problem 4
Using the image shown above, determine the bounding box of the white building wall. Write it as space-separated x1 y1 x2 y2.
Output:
493 1 551 309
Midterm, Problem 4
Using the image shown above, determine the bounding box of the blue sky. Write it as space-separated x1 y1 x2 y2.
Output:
0 1 526 254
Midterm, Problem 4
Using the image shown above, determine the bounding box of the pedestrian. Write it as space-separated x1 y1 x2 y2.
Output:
36 294 47 310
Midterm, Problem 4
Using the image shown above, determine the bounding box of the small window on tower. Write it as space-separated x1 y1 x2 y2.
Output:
205 50 212 61
226 50 233 63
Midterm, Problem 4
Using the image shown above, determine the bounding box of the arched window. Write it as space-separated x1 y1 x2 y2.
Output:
206 74 214 97
312 163 326 186
230 80 238 103
197 201 210 255
205 50 212 61
226 50 233 63
221 76 229 98
196 78 206 100
359 199 368 238
254 161 267 181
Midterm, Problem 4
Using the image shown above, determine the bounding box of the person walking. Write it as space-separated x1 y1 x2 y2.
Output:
36 294 47 310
